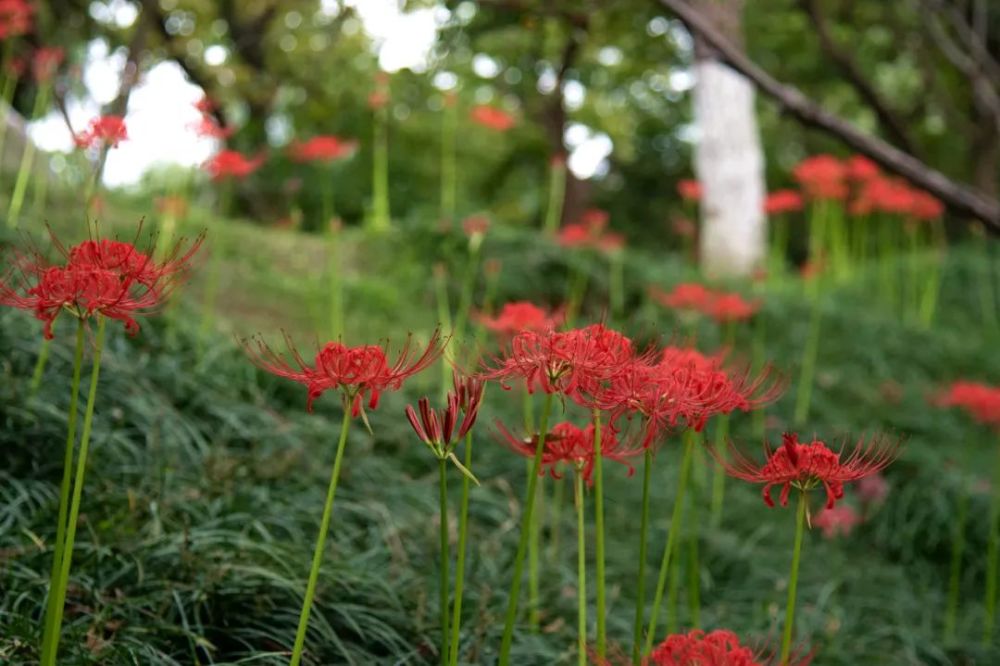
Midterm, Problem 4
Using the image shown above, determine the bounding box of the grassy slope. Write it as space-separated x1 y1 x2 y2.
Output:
2 203 1000 664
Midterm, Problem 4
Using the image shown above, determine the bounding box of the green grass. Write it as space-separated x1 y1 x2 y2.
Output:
2 200 1000 664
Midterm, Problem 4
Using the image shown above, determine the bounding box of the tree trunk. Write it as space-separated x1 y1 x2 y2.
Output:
692 0 766 278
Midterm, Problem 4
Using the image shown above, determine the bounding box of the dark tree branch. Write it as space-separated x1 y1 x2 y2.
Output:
799 0 917 154
653 0 1000 231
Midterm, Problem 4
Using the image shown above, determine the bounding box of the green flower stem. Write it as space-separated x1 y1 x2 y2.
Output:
593 409 607 657
440 97 457 226
631 448 654 665
43 316 106 666
452 243 482 348
609 251 624 325
448 433 474 666
751 314 768 440
433 265 453 400
438 457 450 666
686 498 700 629
709 415 729 528
289 398 353 666
328 228 343 340
548 469 565 561
644 432 695 656
770 215 788 278
38 321 85 664
499 392 554 665
29 337 52 398
793 292 823 427
918 219 946 329
543 157 566 237
943 482 968 643
7 82 50 229
575 469 587 666
471 264 502 356
983 436 1000 646
564 266 589 328
0 42 17 167
369 102 391 232
665 522 683 635
780 491 808 665
528 474 544 631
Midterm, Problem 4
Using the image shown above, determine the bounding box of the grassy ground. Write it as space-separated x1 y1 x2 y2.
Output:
2 199 1000 664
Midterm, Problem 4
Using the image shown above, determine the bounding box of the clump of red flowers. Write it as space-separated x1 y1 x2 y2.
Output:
793 154 848 200
74 115 128 150
189 97 233 139
288 135 358 163
0 228 203 339
557 209 624 252
0 0 33 39
716 432 901 510
204 150 265 181
243 330 443 417
478 301 562 339
935 381 1000 429
653 283 760 324
764 189 803 215
498 420 641 484
677 179 701 202
470 104 516 131
649 629 762 666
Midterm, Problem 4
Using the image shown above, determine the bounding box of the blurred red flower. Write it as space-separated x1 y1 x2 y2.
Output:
470 104 516 131
764 190 803 215
31 46 63 82
497 420 640 484
288 135 358 163
0 0 33 39
935 381 1000 429
74 115 128 150
204 150 265 181
478 301 562 339
845 155 880 181
793 155 847 200
813 504 861 539
677 179 701 202
650 629 760 666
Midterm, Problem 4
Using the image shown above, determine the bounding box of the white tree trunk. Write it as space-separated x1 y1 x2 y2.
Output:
693 60 766 278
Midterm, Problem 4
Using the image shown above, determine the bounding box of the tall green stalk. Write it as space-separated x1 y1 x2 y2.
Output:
685 499 700 629
983 436 1000 646
448 432 474 666
793 294 823 426
433 265 453 400
498 392 554 665
0 42 17 170
42 317 106 666
528 473 543 631
542 157 566 237
440 94 457 227
609 251 624 325
918 220 946 329
644 432 695 656
7 83 50 229
38 321 85 664
438 458 450 666
593 409 607 657
564 266 589 328
631 449 653 664
709 415 730 528
369 100 391 232
574 469 587 666
943 482 968 643
29 338 51 398
289 397 353 666
328 228 343 340
780 492 808 664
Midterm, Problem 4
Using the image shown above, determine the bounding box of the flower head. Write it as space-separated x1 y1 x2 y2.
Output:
288 135 358 163
813 504 861 539
204 150 265 181
677 179 701 202
497 420 640 484
650 629 761 666
0 0 33 39
706 293 760 324
74 115 128 150
470 104 516 131
654 283 759 324
407 371 485 461
764 190 803 215
478 301 562 339
244 330 443 416
0 228 203 338
845 155 880 181
793 155 847 200
935 380 1000 429
715 432 901 510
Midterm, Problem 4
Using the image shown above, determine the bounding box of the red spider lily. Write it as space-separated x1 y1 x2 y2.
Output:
31 46 63 82
653 283 713 311
1 230 203 338
557 223 592 248
714 432 901 510
406 373 485 466
598 231 626 254
581 208 609 233
204 150 265 181
793 155 848 200
857 472 889 504
243 330 443 416
764 189 803 215
677 179 701 202
0 0 32 39
845 155 880 181
288 135 358 163
189 99 233 139
461 214 490 238
368 72 390 110
706 293 760 324
907 190 944 220
481 324 633 402
74 115 128 150
470 104 516 131
650 629 762 666
935 380 1000 429
813 504 861 539
497 420 641 484
477 301 562 339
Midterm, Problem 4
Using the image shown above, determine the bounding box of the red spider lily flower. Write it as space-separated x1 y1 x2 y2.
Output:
203 150 265 181
706 293 760 324
650 629 762 666
714 432 901 510
677 179 701 202
481 324 633 401
581 208 609 233
368 71 390 110
654 283 713 312
849 177 911 216
857 472 889 504
793 155 848 200
845 155 880 181
557 222 591 248
74 115 128 150
907 190 944 220
288 135 358 163
764 189 803 215
406 373 485 467
497 420 641 484
1 230 203 338
470 104 516 131
31 46 63 83
0 0 32 39
598 231 626 254
934 381 1000 429
813 504 861 539
478 301 562 339
461 214 490 238
243 330 443 416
